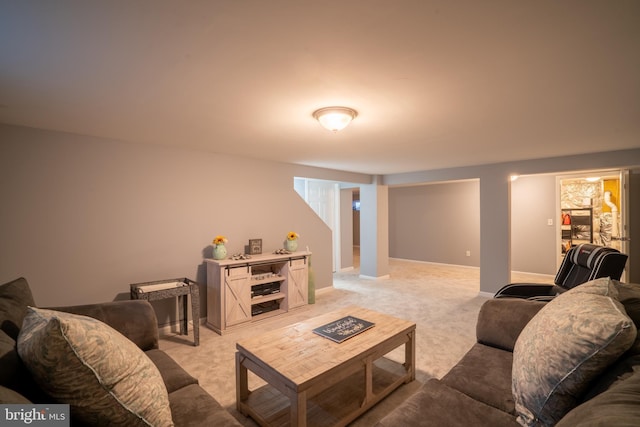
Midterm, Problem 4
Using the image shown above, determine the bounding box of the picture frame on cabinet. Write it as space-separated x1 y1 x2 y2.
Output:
248 239 262 255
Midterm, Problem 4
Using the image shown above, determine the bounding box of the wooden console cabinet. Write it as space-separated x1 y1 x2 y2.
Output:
206 251 310 334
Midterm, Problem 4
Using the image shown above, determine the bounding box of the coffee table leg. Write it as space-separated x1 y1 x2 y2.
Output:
236 352 249 414
405 329 416 382
363 356 374 406
290 390 307 427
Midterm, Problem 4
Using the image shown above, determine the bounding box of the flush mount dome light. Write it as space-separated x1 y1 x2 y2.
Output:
312 107 358 132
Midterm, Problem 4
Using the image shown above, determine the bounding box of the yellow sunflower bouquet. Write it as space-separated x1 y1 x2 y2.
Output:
212 235 228 246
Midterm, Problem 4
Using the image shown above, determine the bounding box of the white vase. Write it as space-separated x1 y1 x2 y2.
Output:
285 239 298 252
213 244 227 260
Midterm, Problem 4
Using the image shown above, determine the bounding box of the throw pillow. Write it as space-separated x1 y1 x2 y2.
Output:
512 280 636 427
562 276 617 297
17 307 174 426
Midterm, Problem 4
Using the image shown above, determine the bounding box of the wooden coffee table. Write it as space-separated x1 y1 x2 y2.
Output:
235 306 416 427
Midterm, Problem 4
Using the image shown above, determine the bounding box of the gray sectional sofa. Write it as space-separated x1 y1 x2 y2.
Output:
0 277 241 427
5 274 640 427
377 278 640 426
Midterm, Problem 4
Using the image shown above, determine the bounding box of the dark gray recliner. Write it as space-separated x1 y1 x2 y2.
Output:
494 244 628 300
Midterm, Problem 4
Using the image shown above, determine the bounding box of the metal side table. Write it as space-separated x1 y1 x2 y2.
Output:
130 277 200 346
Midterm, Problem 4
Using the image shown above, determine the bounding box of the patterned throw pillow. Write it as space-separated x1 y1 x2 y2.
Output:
560 276 618 297
512 277 636 427
17 307 174 426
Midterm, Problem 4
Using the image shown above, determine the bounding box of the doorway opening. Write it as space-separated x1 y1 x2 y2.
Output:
294 177 342 272
557 169 629 280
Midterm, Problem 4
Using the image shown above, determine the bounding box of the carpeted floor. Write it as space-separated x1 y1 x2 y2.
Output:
160 254 552 426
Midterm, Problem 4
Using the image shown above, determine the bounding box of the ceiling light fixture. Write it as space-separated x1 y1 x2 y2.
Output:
312 107 357 132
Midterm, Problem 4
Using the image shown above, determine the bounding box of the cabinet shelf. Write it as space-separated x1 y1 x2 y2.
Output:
251 275 286 286
251 292 285 303
251 308 287 322
561 208 593 253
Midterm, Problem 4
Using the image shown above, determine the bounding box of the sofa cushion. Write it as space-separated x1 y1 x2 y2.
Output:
17 307 174 427
555 357 640 427
146 349 199 394
476 298 546 352
442 343 515 414
512 278 637 427
0 329 22 389
0 277 35 340
0 385 31 404
53 300 160 352
581 353 640 401
169 384 242 427
0 329 48 403
375 378 521 427
616 281 640 329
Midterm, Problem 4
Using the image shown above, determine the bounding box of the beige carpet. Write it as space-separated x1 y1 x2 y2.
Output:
160 255 552 426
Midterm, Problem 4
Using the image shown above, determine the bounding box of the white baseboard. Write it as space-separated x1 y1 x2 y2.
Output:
359 274 391 280
389 257 480 270
511 270 555 279
315 286 334 295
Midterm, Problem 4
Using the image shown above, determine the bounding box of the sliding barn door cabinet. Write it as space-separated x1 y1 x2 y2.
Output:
205 251 310 334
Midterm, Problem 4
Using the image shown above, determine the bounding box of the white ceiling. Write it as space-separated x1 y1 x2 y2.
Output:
1 1 639 175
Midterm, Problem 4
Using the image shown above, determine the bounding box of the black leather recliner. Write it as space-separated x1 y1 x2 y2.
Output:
494 243 628 300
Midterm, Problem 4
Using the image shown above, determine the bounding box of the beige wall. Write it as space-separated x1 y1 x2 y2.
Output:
388 180 480 266
3 123 639 319
384 149 640 293
0 124 369 325
510 174 558 275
